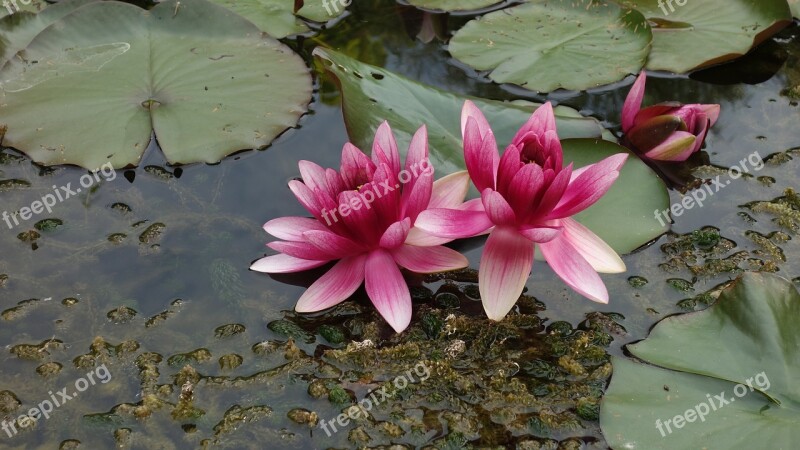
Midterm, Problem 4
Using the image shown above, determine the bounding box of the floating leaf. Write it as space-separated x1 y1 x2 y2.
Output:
561 139 668 254
296 0 347 22
448 0 651 92
207 0 346 38
0 0 312 169
314 48 669 253
619 0 793 73
405 0 501 12
791 0 800 18
314 47 604 174
601 272 800 449
0 0 98 66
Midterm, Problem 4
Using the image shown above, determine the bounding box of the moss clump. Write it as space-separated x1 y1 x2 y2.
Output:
107 306 137 324
627 276 648 288
745 188 800 233
211 405 272 437
0 390 21 414
318 324 346 344
328 386 352 405
168 348 212 367
218 354 243 370
267 319 314 343
34 218 63 231
214 323 246 339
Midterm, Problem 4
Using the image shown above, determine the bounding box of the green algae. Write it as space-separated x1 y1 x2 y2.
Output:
745 188 800 233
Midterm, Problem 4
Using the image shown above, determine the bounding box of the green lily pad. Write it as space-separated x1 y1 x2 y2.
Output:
0 0 312 169
314 47 605 174
405 0 501 12
601 272 800 449
448 0 652 92
314 48 669 253
0 0 98 66
619 0 793 73
207 0 346 38
789 0 800 18
296 0 347 22
563 139 668 254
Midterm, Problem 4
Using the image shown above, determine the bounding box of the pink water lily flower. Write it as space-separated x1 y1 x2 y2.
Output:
250 122 470 333
622 72 720 162
415 101 628 321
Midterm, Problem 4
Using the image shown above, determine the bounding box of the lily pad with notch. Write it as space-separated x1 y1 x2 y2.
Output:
0 0 312 169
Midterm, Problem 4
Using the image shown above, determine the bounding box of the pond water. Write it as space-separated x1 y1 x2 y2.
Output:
0 1 798 448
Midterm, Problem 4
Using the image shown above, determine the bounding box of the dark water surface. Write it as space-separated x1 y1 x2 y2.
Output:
0 1 798 448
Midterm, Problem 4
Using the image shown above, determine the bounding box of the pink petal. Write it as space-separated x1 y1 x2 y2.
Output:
372 121 401 176
365 250 412 333
481 188 516 226
392 245 468 273
415 208 493 239
464 117 499 192
340 143 376 189
404 227 455 246
505 163 544 222
479 227 534 321
534 164 573 217
401 129 434 221
263 217 326 241
549 153 628 219
689 114 711 154
404 125 430 173
302 230 364 258
337 190 382 243
403 176 433 222
315 187 353 236
699 104 721 126
539 234 609 304
513 102 557 146
514 131 563 174
460 100 492 139
429 171 470 209
288 180 323 220
643 131 697 161
496 144 523 195
518 225 562 243
626 115 684 151
364 163 401 228
540 129 564 170
250 254 329 273
633 103 681 128
401 127 433 213
326 168 345 195
560 218 625 273
622 72 646 133
298 160 333 198
268 240 340 261
296 254 367 312
380 218 411 249
460 197 487 212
